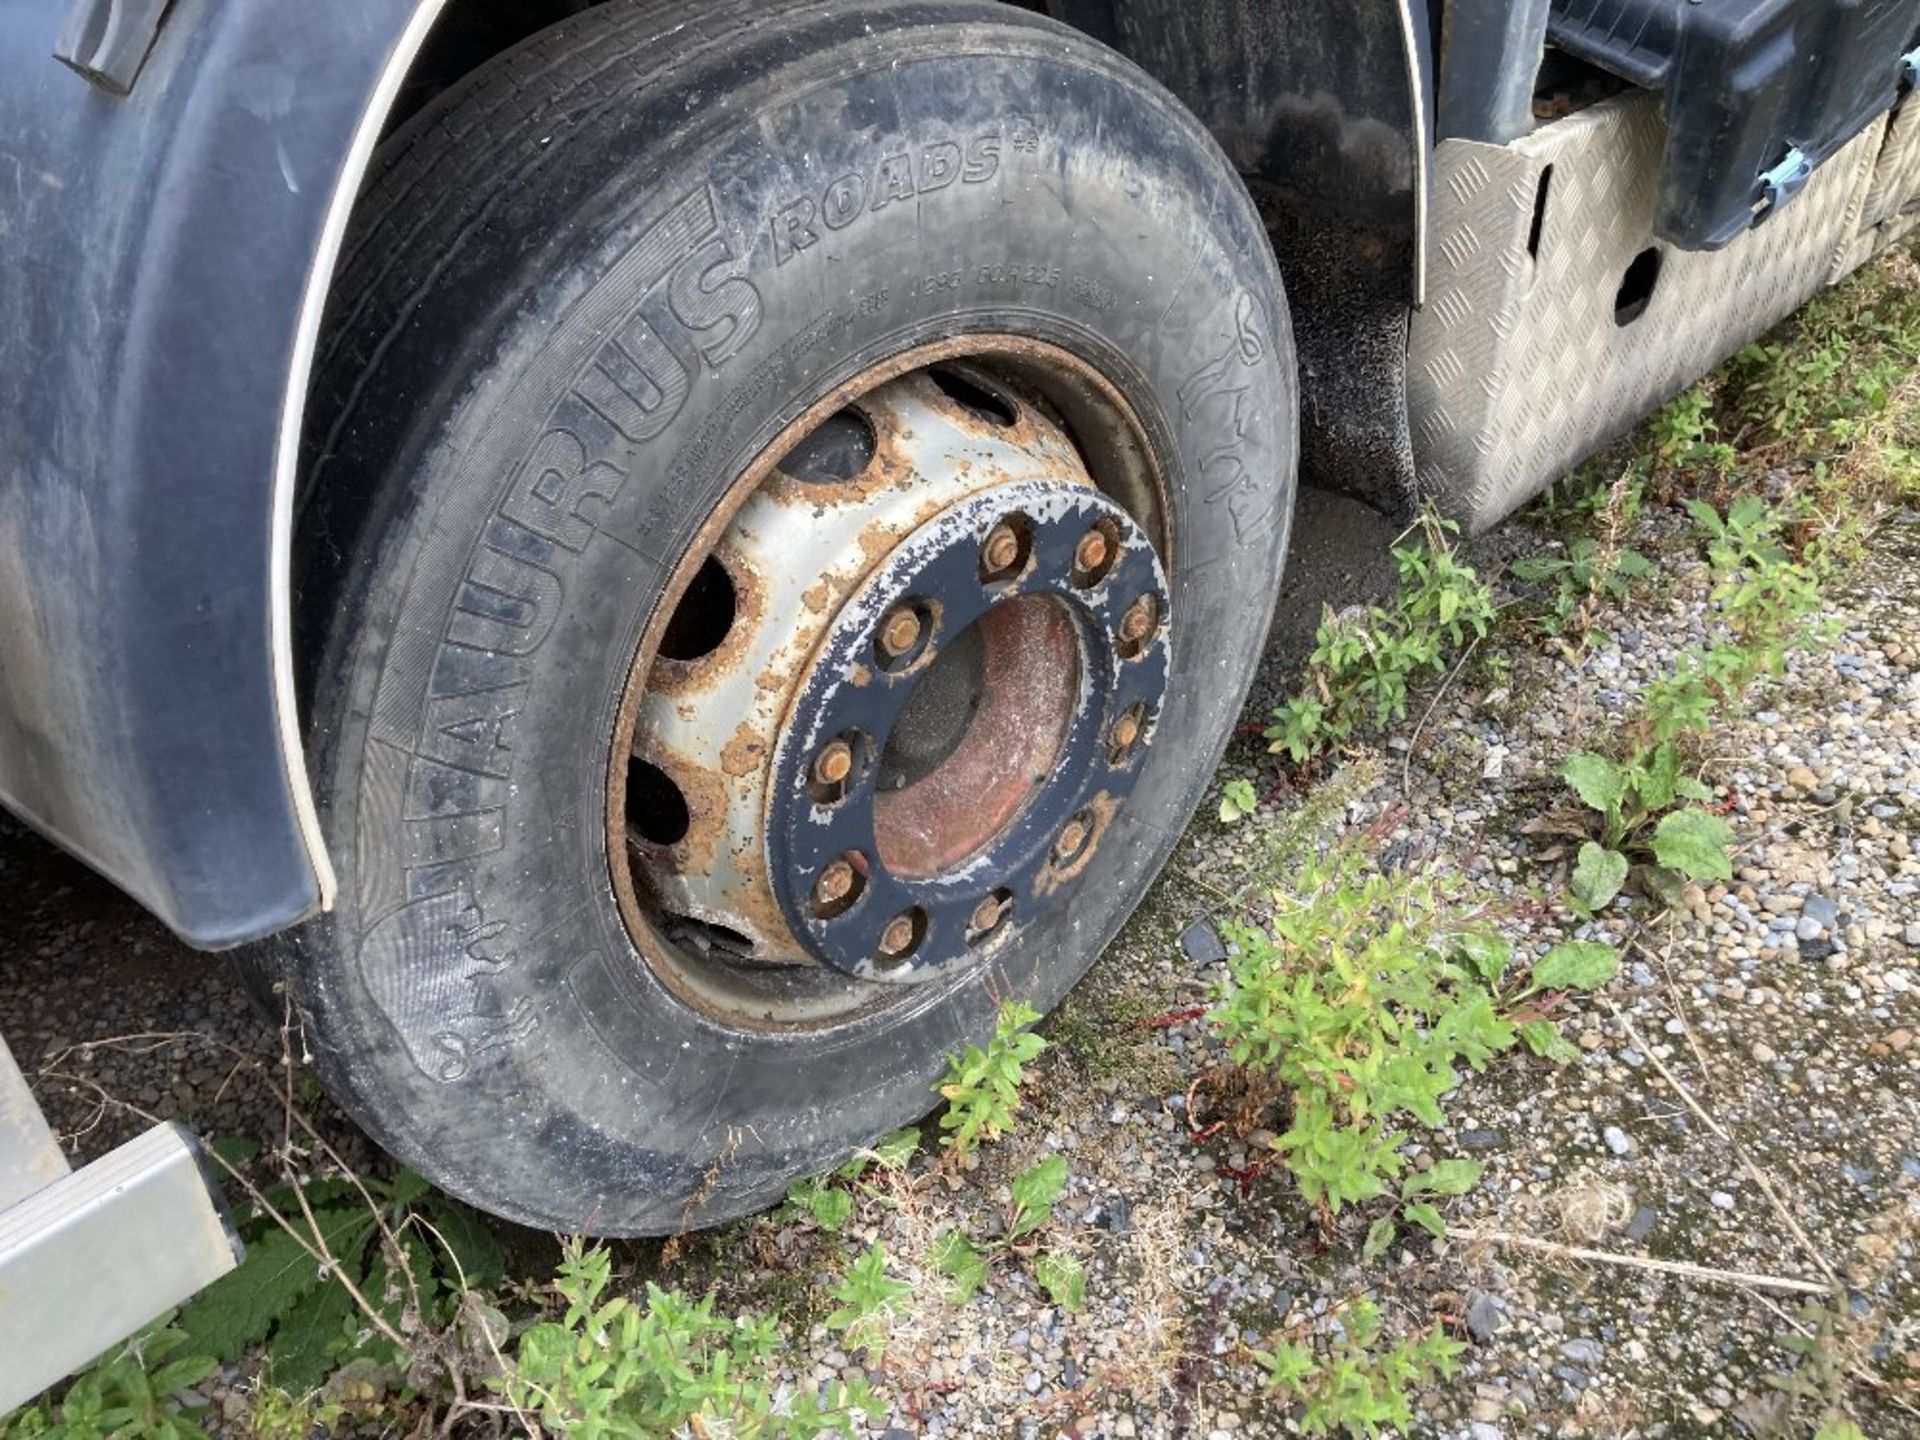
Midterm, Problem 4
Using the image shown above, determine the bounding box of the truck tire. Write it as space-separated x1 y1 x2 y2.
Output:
269 0 1296 1233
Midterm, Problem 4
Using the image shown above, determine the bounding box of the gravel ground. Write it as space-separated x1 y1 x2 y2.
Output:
3 486 1915 1437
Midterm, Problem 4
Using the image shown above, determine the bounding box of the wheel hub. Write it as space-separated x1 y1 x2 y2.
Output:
622 362 1170 988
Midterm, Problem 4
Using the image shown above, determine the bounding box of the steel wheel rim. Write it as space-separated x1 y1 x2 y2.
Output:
605 336 1171 1030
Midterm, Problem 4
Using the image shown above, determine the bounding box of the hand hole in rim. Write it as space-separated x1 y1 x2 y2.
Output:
928 365 1018 426
656 555 737 661
778 406 877 483
626 756 690 846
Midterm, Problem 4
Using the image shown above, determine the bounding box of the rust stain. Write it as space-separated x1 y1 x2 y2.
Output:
1031 790 1120 898
802 578 832 613
721 719 769 778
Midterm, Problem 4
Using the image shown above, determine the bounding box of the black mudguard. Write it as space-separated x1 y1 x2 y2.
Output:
0 0 437 946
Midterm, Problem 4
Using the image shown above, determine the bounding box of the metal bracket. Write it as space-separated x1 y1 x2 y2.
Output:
1756 146 1815 223
0 1037 241 1413
53 0 172 96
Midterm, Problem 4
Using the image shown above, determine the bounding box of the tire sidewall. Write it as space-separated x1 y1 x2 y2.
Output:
299 8 1297 1233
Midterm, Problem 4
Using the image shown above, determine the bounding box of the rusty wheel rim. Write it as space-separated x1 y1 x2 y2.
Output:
606 337 1170 1029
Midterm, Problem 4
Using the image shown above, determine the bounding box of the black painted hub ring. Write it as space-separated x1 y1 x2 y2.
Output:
766 479 1171 982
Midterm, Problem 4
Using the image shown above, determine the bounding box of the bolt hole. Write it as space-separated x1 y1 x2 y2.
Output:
811 852 869 920
780 407 876 484
1115 594 1160 661
1108 700 1150 765
626 757 690 846
979 513 1034 584
969 888 1014 942
658 556 737 662
806 731 866 806
875 598 936 674
929 366 1018 427
663 915 755 959
875 906 928 965
1072 518 1121 588
1054 811 1094 867
1613 247 1660 326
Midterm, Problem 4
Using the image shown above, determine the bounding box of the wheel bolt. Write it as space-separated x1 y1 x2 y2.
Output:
1075 529 1111 574
1111 710 1141 752
878 605 922 659
970 893 1006 934
1055 816 1090 864
813 739 854 787
982 523 1022 577
815 858 857 907
878 912 918 958
1118 594 1157 645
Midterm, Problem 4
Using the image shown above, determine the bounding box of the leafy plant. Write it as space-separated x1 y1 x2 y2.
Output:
929 1152 1084 1312
936 1000 1046 1156
824 1242 912 1349
1269 513 1495 763
1218 777 1259 823
175 1162 502 1395
502 1239 878 1437
1256 1297 1465 1437
1647 384 1737 476
1558 494 1826 908
0 1324 216 1440
778 1127 920 1234
1210 843 1614 1225
1510 536 1653 648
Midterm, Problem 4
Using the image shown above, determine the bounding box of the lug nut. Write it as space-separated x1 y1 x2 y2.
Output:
1121 595 1159 652
813 739 854 787
970 893 1007 934
878 912 918 959
1111 710 1141 752
1118 594 1157 645
814 858 857 907
878 604 923 660
982 522 1022 577
1074 529 1111 574
1054 816 1090 864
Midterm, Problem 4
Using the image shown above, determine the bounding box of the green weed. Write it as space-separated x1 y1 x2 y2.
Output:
930 1153 1083 1312
173 1159 502 1397
1560 494 1828 908
1210 842 1614 1234
778 1128 920 1234
0 1325 215 1440
502 1238 879 1437
1256 1296 1465 1437
936 1000 1046 1157
1269 513 1495 763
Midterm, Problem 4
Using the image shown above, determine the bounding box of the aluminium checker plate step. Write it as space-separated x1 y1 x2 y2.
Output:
1409 88 1915 532
0 1034 242 1414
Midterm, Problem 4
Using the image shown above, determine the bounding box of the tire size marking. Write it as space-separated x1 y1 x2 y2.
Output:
360 184 765 1085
